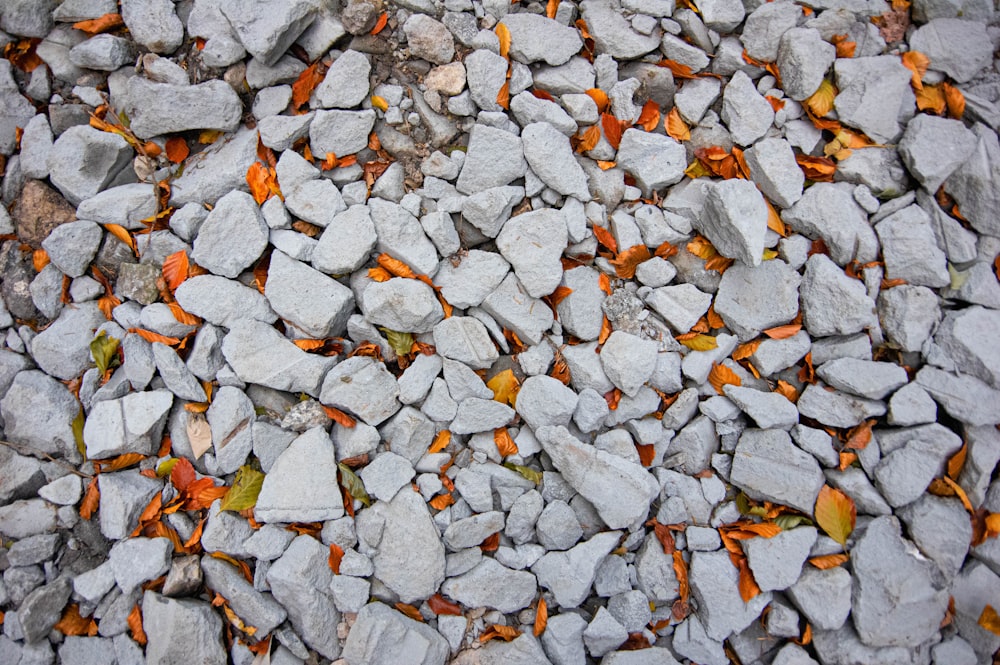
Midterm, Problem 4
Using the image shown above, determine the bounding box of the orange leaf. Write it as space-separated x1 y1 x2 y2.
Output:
127 604 147 646
480 532 500 552
32 248 50 272
495 22 512 60
323 405 357 428
609 245 651 279
804 80 837 118
575 124 601 153
429 430 452 454
598 272 612 295
533 597 548 636
637 100 662 133
942 82 965 119
814 485 856 545
170 457 196 492
943 475 974 513
246 162 280 204
601 113 624 150
428 593 463 616
915 83 946 115
708 363 741 395
592 224 618 254
291 62 324 112
665 107 690 141
54 603 99 637
766 200 787 237
839 451 857 471
732 339 762 360
168 302 200 326
979 605 1000 637
947 442 968 481
901 50 929 90
480 625 521 643
635 443 655 467
104 223 136 253
95 452 146 473
494 427 518 457
429 492 455 510
654 241 679 260
368 266 392 282
293 339 326 351
737 556 761 602
657 59 697 80
129 328 182 346
376 253 417 279
73 13 125 35
796 154 836 181
809 553 850 570
162 250 190 292
185 478 229 510
831 34 856 58
596 160 616 170
598 315 612 345
546 0 560 18
328 543 344 574
765 95 786 113
496 80 510 109
80 477 100 520
370 12 388 35
546 285 574 309
763 323 802 339
165 137 189 164
673 551 690 604
647 519 675 554
586 88 610 113
845 420 874 450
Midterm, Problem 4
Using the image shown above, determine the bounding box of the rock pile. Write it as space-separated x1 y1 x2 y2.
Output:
0 0 999 664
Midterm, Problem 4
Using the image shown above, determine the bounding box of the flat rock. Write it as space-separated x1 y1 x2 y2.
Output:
1 370 79 459
815 358 908 400
908 18 992 83
874 205 949 288
83 390 173 459
723 385 799 429
800 254 877 337
599 330 658 397
834 56 912 143
499 13 582 66
359 278 445 334
124 78 242 139
713 259 801 340
782 182 878 266
730 429 825 513
898 114 977 192
222 318 336 396
265 249 354 338
456 124 528 195
254 427 344 522
797 383 886 428
697 179 768 267
521 122 590 200
581 0 661 58
313 49 370 108
174 275 277 328
342 602 449 665
744 137 803 208
531 531 621 608
47 125 131 206
742 526 817 591
220 0 318 66
720 70 775 146
143 591 226 665
615 129 686 196
191 190 269 279
934 306 1000 388
690 549 772 641
441 558 536 613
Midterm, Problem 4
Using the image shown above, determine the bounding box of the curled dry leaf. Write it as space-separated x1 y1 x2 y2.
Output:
186 412 213 459
732 339 762 360
637 100 661 133
480 625 521 643
168 302 200 326
901 50 929 90
94 452 146 473
127 604 147 646
916 83 947 115
291 62 324 112
814 485 856 545
635 443 654 466
429 430 451 454
665 107 690 141
845 420 874 451
165 136 189 164
673 551 690 604
494 428 518 457
796 155 836 181
609 245 652 279
831 34 856 58
592 224 618 254
534 597 548 636
495 22 511 59
942 82 965 119
79 477 100 520
708 363 741 395
370 11 388 35
328 543 344 574
104 224 136 253
657 59 697 80
496 81 510 110
574 124 601 153
246 162 281 204
804 79 837 117
585 88 610 113
429 593 463 616
763 323 802 339
73 13 125 35
162 250 190 292
947 442 968 481
809 553 850 570
323 405 357 428
487 368 521 407
601 113 624 150
775 380 798 403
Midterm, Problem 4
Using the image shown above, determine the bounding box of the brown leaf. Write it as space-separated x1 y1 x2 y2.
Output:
480 532 500 552
545 285 574 310
637 100 662 133
775 380 798 403
665 107 690 141
574 124 601 153
796 155 836 181
129 328 182 346
429 593 463 616
635 443 655 467
32 248 50 273
901 50 930 90
814 485 856 545
494 428 518 457
601 113 624 150
809 553 850 570
608 245 652 279
551 351 571 384
765 95 786 113
592 224 618 254
429 493 455 510
496 80 510 110
79 477 100 520
585 88 610 113
947 442 968 481
605 388 622 411
370 11 388 35
694 146 739 179
673 551 690 604
162 250 189 292
323 405 357 428
165 137 189 164
368 266 392 282
648 519 675 555
127 604 147 646
943 476 974 513
533 596 548 636
657 58 698 80
73 13 124 35
291 62 324 112
393 602 425 622
104 223 136 253
328 543 344 574
839 451 857 471
185 477 229 510
480 625 521 643
845 420 874 450
978 605 1000 636
170 457 196 492
708 363 741 395
942 82 965 119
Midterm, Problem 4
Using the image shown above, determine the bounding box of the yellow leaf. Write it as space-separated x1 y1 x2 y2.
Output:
677 333 718 351
198 129 223 144
371 95 389 112
708 363 741 394
804 79 837 118
901 50 930 90
487 369 521 407
762 248 778 260
665 107 690 141
103 224 136 253
684 159 712 179
495 23 511 59
686 235 717 260
814 485 856 545
979 605 1000 637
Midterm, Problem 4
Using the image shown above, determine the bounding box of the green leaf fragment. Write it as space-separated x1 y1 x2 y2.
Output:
503 462 543 485
156 458 179 477
380 328 414 358
220 465 266 512
774 514 814 530
72 408 86 460
338 463 371 507
90 331 120 375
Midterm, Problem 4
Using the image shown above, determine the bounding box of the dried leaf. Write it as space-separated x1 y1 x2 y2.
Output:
796 154 837 181
654 241 679 259
73 409 86 460
32 248 50 272
673 551 690 604
95 452 145 473
943 475 974 513
804 79 837 118
127 604 147 646
291 62 324 112
551 352 571 385
246 162 280 204
503 462 543 485
732 339 762 361
736 556 761 602
665 107 690 141
979 605 1000 636
687 234 718 260
185 477 229 510
635 443 655 466
765 200 787 237
339 462 372 507
79 477 100 520
601 113 624 150
609 245 652 279
942 82 965 119
575 124 601 153
637 100 662 133
90 331 120 376
708 363 741 395
814 485 856 545
73 13 125 35
219 465 265 512
677 333 718 351
947 442 968 481
917 83 948 115
763 323 802 339
495 22 511 59
429 493 455 510
765 95 786 112
162 250 190 292
598 272 612 295
648 520 675 555
487 369 521 407
167 303 200 327
54 603 99 637
382 329 414 358
592 224 618 254
186 412 213 460
657 59 697 80
831 34 856 58
585 88 610 113
429 593 463 615
104 223 136 253
493 427 517 457
376 253 417 279
774 380 798 404
368 266 392 282
496 80 510 110
426 430 451 455
845 420 874 451
534 597 548 637
165 137 189 164
480 625 521 643
901 50 930 90
169 457 196 492
370 94 389 112
328 543 344 574
480 532 500 551
598 315 612 345
129 328 182 346
370 11 388 34
809 553 850 570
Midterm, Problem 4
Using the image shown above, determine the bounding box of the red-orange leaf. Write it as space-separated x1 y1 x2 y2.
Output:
323 405 357 428
127 604 147 646
162 250 189 292
55 603 99 637
94 452 146 473
480 625 521 643
809 553 850 569
494 428 518 457
370 12 388 35
763 323 802 339
73 13 124 35
796 154 836 181
129 328 182 346
575 124 601 153
609 245 652 279
376 252 417 279
328 543 344 574
657 58 697 80
942 82 965 119
534 597 548 637
708 363 741 395
104 223 136 253
496 81 510 110
814 485 856 545
635 443 655 467
429 492 455 510
546 0 560 19
586 88 610 113
246 162 280 204
637 100 661 132
291 62 324 112
428 593 463 616
170 457 196 492
546 285 573 309
737 556 761 602
480 532 500 552
165 137 189 164
80 478 99 520
592 224 618 254
395 602 424 622
598 272 612 295
601 113 624 150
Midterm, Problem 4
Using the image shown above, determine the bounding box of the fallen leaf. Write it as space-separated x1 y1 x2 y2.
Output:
480 532 500 551
916 83 947 115
814 485 856 545
708 363 741 395
943 475 974 513
370 11 388 35
367 266 392 282
339 462 372 507
986 513 1000 538
480 625 521 642
129 328 182 346
104 223 136 253
942 82 965 119
428 430 452 454
494 427 518 458
544 285 574 311
809 553 850 569
592 224 618 254
598 272 612 295
635 443 655 466
657 58 698 80
765 95 786 112
370 94 389 112
665 107 690 141
90 331 120 376
73 13 125 35
170 457 196 492
947 442 968 481
839 451 857 471
551 352 571 385
79 477 100 520
429 493 455 510
291 62 324 112
546 0 560 17
736 556 761 602
796 154 836 181
598 315 612 345
575 124 601 153
503 462 543 485
168 303 200 326
3 39 43 72
94 452 145 473
845 420 874 450
185 477 229 510
677 333 718 351
164 136 189 164
376 253 417 279
695 146 739 179
324 405 357 428
186 412 213 459
608 245 652 279
73 409 86 459
979 605 1000 637
495 22 511 59
496 80 510 110
586 88 610 113
673 551 690 603
732 339 762 360
161 250 190 292
831 34 856 58
127 604 147 646
328 543 344 574
487 369 521 407
647 519 675 554
601 113 624 150
534 597 548 636
765 200 787 237
246 162 281 204
54 603 99 637
901 50 929 90
763 323 802 339
219 465 265 512
804 79 837 118
637 100 662 133
429 593 463 615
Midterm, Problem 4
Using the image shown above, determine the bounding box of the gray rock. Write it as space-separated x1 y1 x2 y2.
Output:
201 556 286 635
557 266 606 341
84 390 173 459
935 306 1000 388
96 469 162 540
369 198 440 277
743 526 817 592
1 370 79 459
583 607 629 657
834 56 912 143
877 284 939 353
744 138 803 208
916 366 1000 426
121 0 184 53
450 397 515 434
456 124 527 195
898 114 977 193
18 577 73 644
144 591 226 664
730 429 825 513
441 557 536 612
714 259 801 340
783 182 878 266
69 34 136 71
785 565 852 631
255 427 344 522
740 2 802 62
909 18 992 83
581 0 661 58
797 382 886 428
314 50 370 108
499 13 582 65
220 0 318 66
434 251 509 310
521 123 591 200
644 283 712 333
342 602 450 665
541 612 588 665
47 125 131 206
875 205 949 288
816 357 910 402
320 356 400 426
461 185 523 238
776 28 836 101
109 537 172 594
851 516 949 647
690 550 772 641
952 561 1000 661
801 254 877 336
615 129 685 196
174 275 276 328
359 278 444 334
38 474 82 506
191 191 268 279
536 500 583 550
532 531 621 608
481 272 555 345
123 78 242 140
357 452 415 503
464 49 509 113
898 495 970 579
403 14 454 64
170 127 258 206
258 113 314 152
721 71 775 146
887 382 937 426
265 250 354 338
222 319 336 396
536 426 658 529
32 302 106 381
58 636 117 665
599 331 657 397
443 510 505 550
309 109 376 158
152 342 208 402
696 179 768 267
311 205 377 275
432 317 498 370
723 385 799 429
948 124 1000 237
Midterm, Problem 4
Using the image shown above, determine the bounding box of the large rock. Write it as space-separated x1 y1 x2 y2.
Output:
255 427 344 522
730 429 825 513
143 591 226 665
834 56 913 143
191 191 268 279
124 78 243 140
83 390 173 459
221 318 336 396
342 602 450 665
440 558 537 613
47 125 131 206
496 208 568 298
580 0 661 58
0 370 79 459
531 531 621 608
220 0 319 66
499 13 582 65
30 302 106 380
265 249 354 337
690 550 772 641
696 179 768 267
